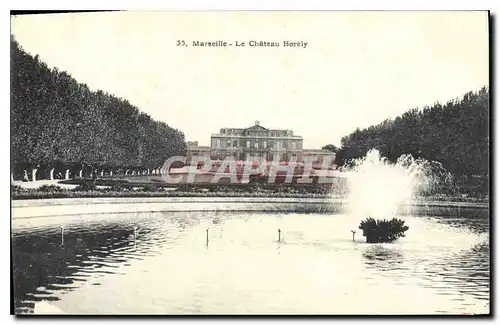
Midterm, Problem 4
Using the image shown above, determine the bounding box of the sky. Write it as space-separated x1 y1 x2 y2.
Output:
10 11 489 148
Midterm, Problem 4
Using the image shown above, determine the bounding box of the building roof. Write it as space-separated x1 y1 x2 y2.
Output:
187 146 210 151
302 149 336 154
244 124 268 131
214 121 298 136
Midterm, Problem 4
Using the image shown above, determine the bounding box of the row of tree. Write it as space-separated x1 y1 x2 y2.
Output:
11 36 187 174
326 87 489 194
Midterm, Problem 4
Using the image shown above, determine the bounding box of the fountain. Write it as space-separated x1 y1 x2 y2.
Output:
342 149 454 243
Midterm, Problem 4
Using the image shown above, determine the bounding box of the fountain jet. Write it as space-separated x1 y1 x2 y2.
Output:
342 149 453 220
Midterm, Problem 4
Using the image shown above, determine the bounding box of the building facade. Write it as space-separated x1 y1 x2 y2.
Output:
210 121 304 161
186 141 211 162
187 121 336 166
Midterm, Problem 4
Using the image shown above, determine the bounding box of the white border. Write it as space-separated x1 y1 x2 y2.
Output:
2 1 497 325
4 0 500 10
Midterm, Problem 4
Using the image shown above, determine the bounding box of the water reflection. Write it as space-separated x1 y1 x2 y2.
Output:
12 212 204 314
360 238 489 308
362 246 404 270
432 216 489 234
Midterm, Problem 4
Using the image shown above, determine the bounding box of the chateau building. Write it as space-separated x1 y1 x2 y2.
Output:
187 121 335 167
186 141 210 161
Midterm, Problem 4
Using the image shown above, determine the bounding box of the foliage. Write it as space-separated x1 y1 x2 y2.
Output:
11 185 23 193
322 144 339 153
358 217 409 243
141 184 163 192
10 183 491 201
73 183 97 191
109 183 133 192
333 88 489 194
11 36 187 172
37 184 63 192
12 189 324 200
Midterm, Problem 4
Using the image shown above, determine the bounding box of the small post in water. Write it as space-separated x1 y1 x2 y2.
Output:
206 228 209 247
60 225 65 247
133 226 138 249
351 230 356 242
278 229 281 243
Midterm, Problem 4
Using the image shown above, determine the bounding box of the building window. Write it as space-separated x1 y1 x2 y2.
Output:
247 140 250 148
233 140 238 147
276 141 281 149
216 139 221 148
263 140 267 148
255 142 259 149
292 142 296 150
227 140 231 148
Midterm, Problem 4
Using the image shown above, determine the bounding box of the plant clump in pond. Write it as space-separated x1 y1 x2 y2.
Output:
358 217 409 243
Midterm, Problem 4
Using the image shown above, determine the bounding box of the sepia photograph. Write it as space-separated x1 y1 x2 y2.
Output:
10 10 490 315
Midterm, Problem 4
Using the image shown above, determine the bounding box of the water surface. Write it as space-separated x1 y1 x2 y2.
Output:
12 209 489 314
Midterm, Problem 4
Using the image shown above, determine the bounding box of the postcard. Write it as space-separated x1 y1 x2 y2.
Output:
10 10 490 315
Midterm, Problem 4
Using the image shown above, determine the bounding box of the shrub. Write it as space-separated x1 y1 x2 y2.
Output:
106 184 122 192
38 184 64 192
358 217 409 243
73 183 97 191
11 185 23 193
141 184 163 192
176 184 200 192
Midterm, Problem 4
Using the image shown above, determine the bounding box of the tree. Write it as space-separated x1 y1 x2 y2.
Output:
322 144 339 153
11 35 187 175
332 87 489 195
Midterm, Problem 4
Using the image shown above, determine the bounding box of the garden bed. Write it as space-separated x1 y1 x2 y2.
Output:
10 183 489 202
